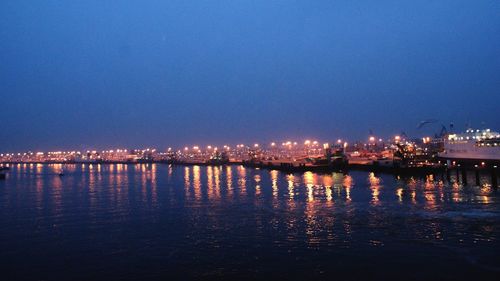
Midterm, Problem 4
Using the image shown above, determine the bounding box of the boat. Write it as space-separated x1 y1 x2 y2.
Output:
205 151 229 165
438 128 500 166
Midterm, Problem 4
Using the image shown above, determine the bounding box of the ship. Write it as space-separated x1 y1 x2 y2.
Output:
438 128 500 165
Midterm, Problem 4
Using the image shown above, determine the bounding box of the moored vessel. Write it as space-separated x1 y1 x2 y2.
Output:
438 128 500 166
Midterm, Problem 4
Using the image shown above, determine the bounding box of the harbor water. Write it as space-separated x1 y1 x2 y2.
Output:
0 164 499 280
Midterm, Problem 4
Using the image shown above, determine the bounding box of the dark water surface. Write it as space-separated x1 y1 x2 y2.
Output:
1 164 499 280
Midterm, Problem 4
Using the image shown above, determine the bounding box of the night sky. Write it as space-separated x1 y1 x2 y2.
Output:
1 0 499 152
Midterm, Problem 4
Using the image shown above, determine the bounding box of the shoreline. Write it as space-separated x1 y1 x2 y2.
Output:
1 160 496 174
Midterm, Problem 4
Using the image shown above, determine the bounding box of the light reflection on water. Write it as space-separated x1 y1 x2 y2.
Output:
0 164 499 280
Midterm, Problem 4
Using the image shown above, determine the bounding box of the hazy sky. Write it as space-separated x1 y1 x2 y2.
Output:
1 0 499 151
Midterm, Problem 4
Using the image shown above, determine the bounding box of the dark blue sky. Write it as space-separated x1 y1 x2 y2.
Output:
1 0 499 151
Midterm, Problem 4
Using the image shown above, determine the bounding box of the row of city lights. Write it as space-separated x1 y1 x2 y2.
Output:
177 140 331 152
0 148 157 157
0 135 420 157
